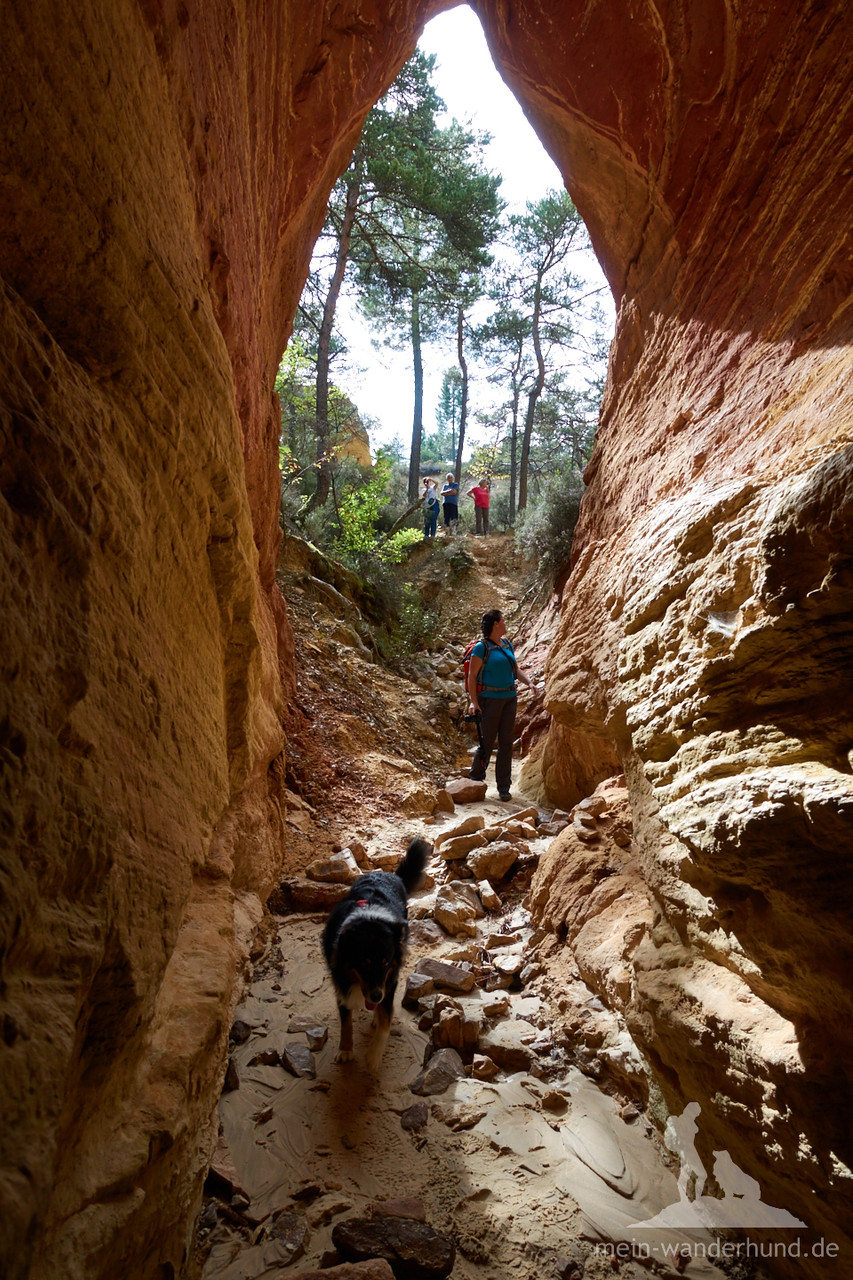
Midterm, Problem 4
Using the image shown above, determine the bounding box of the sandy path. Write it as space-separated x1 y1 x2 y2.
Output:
198 796 727 1280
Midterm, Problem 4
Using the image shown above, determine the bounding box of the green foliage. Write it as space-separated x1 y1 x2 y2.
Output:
331 450 421 564
333 451 394 554
514 468 585 581
386 585 440 658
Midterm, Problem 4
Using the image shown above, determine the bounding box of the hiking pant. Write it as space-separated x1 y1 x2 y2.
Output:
469 695 517 793
423 504 438 537
443 502 458 529
474 505 489 535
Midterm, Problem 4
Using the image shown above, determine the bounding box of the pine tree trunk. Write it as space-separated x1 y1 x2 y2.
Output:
518 277 545 514
408 292 424 502
314 164 360 508
455 305 468 484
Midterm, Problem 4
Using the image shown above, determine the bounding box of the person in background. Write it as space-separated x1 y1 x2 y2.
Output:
466 607 534 800
466 477 490 535
422 476 439 539
440 472 459 533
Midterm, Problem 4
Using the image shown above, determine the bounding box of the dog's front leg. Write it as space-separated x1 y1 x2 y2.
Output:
335 1004 354 1063
366 988 394 1073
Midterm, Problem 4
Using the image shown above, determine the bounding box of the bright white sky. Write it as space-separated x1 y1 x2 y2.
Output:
330 4 614 454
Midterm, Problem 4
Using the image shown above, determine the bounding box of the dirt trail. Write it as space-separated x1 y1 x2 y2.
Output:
195 535 727 1280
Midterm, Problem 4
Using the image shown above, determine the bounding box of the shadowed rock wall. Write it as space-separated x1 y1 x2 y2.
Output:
1 1 851 1277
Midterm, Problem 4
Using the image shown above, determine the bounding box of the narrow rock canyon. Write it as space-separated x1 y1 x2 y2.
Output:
1 2 851 1278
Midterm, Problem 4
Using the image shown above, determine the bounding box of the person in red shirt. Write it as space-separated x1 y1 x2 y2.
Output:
466 477 491 536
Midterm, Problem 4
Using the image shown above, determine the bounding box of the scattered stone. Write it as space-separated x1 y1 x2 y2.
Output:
222 1057 240 1092
503 821 538 840
444 778 488 804
407 915 442 944
485 932 521 948
347 840 370 867
252 1105 274 1125
575 795 608 818
434 789 455 814
477 879 502 911
415 957 476 993
265 1210 308 1265
272 878 350 912
332 1215 456 1280
400 1101 429 1131
249 1048 281 1067
482 992 511 1017
572 811 598 842
493 952 524 978
507 806 540 826
620 1103 641 1122
305 849 361 883
403 973 435 1005
438 832 487 861
612 825 632 847
408 1048 466 1096
288 1015 326 1034
434 815 485 847
306 1026 328 1051
281 1042 316 1078
428 997 483 1054
229 1020 252 1046
370 850 407 872
519 962 541 985
467 842 518 882
478 1022 535 1071
471 1053 499 1080
371 1197 426 1221
431 1100 487 1131
433 885 481 937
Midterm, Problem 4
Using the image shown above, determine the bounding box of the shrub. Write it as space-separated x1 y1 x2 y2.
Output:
514 468 584 581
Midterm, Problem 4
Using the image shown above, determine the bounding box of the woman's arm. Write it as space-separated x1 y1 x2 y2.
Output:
467 654 483 712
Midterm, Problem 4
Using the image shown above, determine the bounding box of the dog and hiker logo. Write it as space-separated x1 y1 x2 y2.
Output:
634 1101 805 1231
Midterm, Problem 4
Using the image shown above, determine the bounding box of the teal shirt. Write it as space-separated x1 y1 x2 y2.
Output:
472 639 517 697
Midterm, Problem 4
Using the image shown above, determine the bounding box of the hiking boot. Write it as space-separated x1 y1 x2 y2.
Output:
498 791 512 801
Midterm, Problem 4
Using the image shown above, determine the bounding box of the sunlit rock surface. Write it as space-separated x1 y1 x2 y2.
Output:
1 1 851 1277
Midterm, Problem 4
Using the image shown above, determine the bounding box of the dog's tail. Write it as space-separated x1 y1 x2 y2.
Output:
396 837 430 895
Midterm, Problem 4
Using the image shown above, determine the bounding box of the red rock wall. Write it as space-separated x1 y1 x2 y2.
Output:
1 0 851 1276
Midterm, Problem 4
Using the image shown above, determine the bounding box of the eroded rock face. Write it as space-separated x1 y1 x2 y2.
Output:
1 1 851 1278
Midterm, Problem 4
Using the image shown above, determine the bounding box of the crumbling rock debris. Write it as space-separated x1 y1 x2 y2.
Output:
414 957 476 993
265 1209 309 1265
332 1214 456 1280
400 1101 429 1132
408 1048 466 1096
443 778 488 804
270 878 349 913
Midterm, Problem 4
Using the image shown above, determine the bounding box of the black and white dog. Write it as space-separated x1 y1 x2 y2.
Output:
322 838 429 1072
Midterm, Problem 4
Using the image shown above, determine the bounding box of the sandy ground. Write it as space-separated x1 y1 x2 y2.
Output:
198 792 730 1280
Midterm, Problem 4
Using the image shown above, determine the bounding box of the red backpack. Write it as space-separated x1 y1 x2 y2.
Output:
462 637 511 694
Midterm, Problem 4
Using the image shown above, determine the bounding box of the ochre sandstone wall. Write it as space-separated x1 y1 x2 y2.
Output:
479 0 853 1259
1 2 851 1278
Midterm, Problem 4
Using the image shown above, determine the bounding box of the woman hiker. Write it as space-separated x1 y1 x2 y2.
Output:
440 472 459 533
422 476 439 539
466 477 491 535
467 607 534 800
